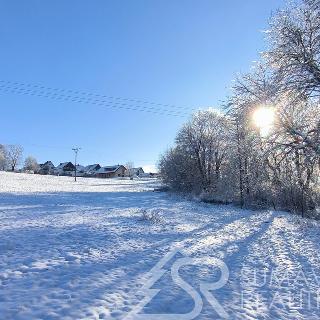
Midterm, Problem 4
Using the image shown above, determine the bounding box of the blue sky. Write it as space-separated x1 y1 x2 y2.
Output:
0 0 284 171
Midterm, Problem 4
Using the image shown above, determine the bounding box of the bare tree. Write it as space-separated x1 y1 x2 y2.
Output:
6 145 23 171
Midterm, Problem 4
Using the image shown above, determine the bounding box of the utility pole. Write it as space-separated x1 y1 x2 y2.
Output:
72 147 81 182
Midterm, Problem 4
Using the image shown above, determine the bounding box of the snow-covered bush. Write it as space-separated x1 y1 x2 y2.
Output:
138 209 163 224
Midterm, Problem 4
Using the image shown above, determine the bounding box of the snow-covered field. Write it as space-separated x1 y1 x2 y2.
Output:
1 172 320 319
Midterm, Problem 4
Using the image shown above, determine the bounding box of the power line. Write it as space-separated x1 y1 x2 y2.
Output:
0 83 181 115
0 80 195 116
0 79 194 111
0 84 189 117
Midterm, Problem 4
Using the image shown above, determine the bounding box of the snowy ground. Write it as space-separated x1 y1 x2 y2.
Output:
1 172 320 319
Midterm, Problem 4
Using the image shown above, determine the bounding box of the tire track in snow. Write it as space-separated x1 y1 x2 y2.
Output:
222 215 320 319
121 211 275 319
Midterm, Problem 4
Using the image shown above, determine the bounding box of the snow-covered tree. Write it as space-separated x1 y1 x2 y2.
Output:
265 0 320 98
159 0 320 216
159 110 233 200
0 144 7 171
125 161 134 178
24 156 39 172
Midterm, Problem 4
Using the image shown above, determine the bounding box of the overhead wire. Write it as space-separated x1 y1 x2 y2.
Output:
0 80 193 110
0 80 195 117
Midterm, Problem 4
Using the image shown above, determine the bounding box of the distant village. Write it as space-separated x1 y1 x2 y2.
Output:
0 144 157 179
36 161 154 178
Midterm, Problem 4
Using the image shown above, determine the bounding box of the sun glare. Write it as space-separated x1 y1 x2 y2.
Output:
253 107 275 137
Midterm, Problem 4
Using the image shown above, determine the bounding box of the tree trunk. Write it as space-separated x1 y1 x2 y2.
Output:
236 121 244 208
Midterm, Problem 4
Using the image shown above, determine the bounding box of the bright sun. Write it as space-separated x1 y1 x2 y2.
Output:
253 107 275 137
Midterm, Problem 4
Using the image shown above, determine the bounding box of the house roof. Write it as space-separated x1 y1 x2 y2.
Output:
84 164 101 172
56 162 68 169
56 162 74 170
96 165 126 174
40 161 55 168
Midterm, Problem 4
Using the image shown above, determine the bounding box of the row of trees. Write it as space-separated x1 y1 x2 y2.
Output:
159 0 320 217
0 144 38 172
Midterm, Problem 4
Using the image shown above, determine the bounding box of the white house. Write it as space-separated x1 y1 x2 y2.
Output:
126 167 145 177
96 165 126 178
